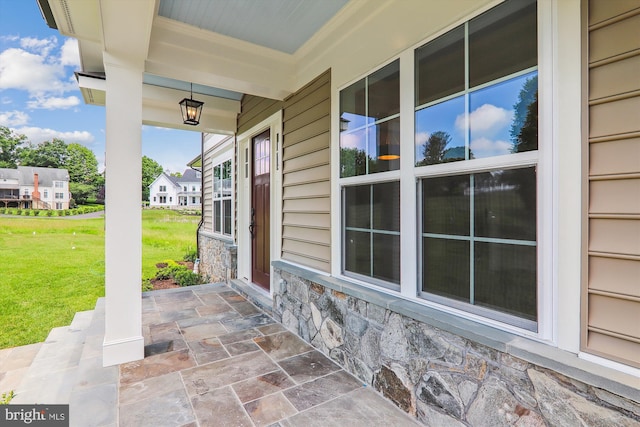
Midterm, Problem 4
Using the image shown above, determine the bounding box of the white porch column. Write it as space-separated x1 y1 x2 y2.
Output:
102 53 145 366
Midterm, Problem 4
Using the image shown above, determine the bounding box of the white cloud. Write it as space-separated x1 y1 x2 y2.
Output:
1 97 12 105
27 96 81 110
60 39 80 67
20 36 57 56
415 131 430 147
339 133 363 150
0 48 72 96
12 126 94 145
0 110 29 126
470 137 512 158
455 104 512 137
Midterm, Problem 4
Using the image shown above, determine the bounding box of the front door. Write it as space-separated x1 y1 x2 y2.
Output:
251 129 270 289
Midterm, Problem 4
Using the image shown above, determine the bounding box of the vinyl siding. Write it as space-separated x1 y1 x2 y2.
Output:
281 70 331 271
237 95 283 136
584 0 640 367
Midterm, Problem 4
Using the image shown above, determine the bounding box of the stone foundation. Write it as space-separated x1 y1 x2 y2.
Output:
198 232 236 283
273 265 640 426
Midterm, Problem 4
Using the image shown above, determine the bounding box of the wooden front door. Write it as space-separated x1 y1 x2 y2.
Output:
251 130 271 289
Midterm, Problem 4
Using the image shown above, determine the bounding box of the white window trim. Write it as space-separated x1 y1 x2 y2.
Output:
332 0 556 343
211 154 234 238
236 111 283 297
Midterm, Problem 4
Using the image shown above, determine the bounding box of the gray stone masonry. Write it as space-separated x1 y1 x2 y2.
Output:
273 267 640 426
198 233 236 283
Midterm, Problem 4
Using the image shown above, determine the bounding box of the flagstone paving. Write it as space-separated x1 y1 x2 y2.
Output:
118 283 420 426
2 283 420 426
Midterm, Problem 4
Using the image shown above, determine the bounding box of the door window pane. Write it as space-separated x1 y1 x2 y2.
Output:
469 0 537 88
415 96 465 166
415 25 465 106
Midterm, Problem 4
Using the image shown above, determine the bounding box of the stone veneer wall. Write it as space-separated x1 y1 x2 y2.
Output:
272 266 640 426
198 232 237 283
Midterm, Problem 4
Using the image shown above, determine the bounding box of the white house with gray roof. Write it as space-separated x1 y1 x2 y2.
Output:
148 169 201 209
0 166 70 210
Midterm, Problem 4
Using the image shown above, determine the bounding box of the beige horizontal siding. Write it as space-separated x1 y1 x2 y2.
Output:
283 181 331 200
585 0 640 367
281 70 331 272
237 95 283 136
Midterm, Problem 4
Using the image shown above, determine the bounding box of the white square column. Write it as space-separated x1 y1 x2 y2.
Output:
102 53 145 366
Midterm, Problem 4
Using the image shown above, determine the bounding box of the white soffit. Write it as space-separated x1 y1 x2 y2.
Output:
157 0 350 54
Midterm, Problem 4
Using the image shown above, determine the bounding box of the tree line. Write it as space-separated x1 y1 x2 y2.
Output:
0 126 164 205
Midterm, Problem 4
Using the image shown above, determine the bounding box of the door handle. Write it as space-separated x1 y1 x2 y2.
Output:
249 207 255 237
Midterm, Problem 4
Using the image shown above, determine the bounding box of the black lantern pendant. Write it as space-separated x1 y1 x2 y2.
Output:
179 83 204 126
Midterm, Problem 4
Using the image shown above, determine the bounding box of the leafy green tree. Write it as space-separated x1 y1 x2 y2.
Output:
0 126 27 168
66 143 101 185
20 138 69 168
170 171 182 178
69 182 95 205
142 155 164 201
510 76 538 153
340 147 367 177
417 131 451 166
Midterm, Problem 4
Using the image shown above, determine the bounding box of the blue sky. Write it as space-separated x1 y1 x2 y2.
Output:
0 0 201 174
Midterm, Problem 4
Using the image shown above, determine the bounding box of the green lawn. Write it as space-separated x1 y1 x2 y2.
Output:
0 209 198 349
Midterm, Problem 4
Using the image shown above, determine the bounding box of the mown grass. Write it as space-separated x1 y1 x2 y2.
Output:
0 209 198 349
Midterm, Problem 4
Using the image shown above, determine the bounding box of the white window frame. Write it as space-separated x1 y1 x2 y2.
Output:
332 0 555 343
212 156 233 238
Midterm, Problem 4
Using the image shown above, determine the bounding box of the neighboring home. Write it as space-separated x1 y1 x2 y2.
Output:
148 169 202 208
40 0 639 424
0 166 71 210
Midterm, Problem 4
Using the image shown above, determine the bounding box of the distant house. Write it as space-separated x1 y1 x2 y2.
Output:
0 166 71 210
148 169 201 209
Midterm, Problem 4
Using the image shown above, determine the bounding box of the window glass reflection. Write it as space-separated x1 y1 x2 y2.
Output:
474 242 537 320
469 0 537 88
340 128 367 178
422 237 470 301
422 174 470 236
415 96 465 166
474 168 536 241
469 72 538 159
368 118 400 173
369 60 400 119
345 230 370 277
415 25 465 106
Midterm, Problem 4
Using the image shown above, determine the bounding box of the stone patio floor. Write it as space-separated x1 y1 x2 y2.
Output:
1 283 421 426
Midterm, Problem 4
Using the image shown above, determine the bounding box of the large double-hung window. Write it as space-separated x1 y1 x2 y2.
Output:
339 0 540 330
340 60 401 289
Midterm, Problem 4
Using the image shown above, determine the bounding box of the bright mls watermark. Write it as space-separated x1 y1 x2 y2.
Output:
1 405 69 426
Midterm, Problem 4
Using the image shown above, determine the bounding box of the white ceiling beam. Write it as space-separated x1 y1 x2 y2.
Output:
98 0 155 63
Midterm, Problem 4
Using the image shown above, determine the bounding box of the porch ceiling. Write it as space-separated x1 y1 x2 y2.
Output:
39 0 354 133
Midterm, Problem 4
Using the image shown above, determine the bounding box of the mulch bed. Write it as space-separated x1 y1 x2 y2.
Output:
149 261 194 290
